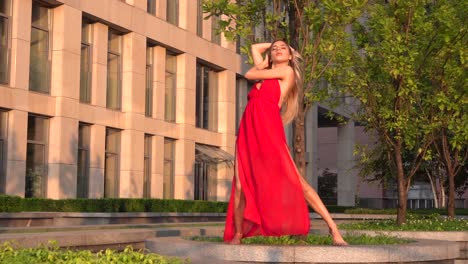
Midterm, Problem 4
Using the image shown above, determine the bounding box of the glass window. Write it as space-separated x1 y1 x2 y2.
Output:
107 30 122 110
29 3 51 93
166 0 178 26
147 0 156 15
0 110 7 194
77 123 90 198
0 0 10 84
25 115 48 198
165 53 176 122
196 0 203 37
104 128 120 198
143 134 152 198
196 63 218 131
163 138 175 199
80 20 92 103
145 46 153 117
211 15 221 45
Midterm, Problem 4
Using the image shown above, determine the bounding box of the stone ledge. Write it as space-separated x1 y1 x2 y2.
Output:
145 236 460 263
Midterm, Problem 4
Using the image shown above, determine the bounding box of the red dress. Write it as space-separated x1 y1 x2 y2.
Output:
224 78 310 242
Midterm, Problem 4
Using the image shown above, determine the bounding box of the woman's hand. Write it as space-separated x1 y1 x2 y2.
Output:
256 54 269 70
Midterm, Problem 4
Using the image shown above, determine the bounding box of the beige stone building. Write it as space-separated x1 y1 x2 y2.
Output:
0 0 241 200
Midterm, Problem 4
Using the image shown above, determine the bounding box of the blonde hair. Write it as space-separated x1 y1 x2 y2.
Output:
268 40 303 125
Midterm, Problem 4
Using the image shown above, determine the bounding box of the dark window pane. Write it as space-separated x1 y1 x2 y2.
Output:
25 143 46 198
163 139 174 199
105 128 120 198
143 135 151 198
0 0 11 15
29 27 49 93
107 53 121 109
145 63 153 117
165 54 176 121
0 17 8 83
196 0 203 37
108 31 121 53
27 115 47 141
147 0 156 15
31 3 49 29
80 44 91 103
166 0 178 25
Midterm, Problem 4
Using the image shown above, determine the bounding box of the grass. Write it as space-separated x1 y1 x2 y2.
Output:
344 208 468 215
340 213 468 231
188 233 412 245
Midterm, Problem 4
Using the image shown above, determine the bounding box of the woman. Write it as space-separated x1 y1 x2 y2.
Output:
224 40 348 246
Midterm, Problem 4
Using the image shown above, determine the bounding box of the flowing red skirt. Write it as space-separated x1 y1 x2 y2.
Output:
223 79 310 242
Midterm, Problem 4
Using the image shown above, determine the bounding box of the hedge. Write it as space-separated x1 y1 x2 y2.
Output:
0 195 355 213
0 195 228 213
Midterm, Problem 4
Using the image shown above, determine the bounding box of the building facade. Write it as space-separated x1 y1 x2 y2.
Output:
0 0 240 200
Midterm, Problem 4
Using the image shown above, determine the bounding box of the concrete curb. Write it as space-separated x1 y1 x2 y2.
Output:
145 236 459 263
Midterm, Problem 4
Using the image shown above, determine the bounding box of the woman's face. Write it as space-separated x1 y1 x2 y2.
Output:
269 41 292 64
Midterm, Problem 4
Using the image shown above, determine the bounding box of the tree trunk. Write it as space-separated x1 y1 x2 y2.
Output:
441 128 456 218
427 171 438 209
293 96 307 177
394 141 408 225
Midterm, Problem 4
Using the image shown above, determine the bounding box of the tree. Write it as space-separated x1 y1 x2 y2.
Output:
350 1 440 224
420 0 467 218
203 0 367 178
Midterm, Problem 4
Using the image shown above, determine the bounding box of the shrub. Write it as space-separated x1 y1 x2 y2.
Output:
0 241 187 264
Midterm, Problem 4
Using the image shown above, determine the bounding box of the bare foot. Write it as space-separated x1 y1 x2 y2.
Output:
329 227 348 246
229 233 243 245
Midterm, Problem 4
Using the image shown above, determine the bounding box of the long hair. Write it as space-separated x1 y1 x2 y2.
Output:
267 40 303 125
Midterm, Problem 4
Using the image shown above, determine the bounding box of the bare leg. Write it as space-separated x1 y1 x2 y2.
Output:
283 144 347 246
297 176 348 246
230 152 245 245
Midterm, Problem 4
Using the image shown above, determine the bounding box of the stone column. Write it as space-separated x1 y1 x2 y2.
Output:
216 70 236 201
88 125 105 198
5 110 27 196
305 104 319 189
179 0 196 33
9 0 31 91
151 135 164 198
124 0 146 10
119 32 146 198
47 5 81 199
91 23 108 108
173 53 196 200
337 120 356 206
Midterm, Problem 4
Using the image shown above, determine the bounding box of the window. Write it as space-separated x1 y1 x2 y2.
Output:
25 115 49 198
196 63 218 131
0 0 11 84
77 123 90 198
196 0 203 37
107 30 122 110
143 134 152 198
166 0 178 26
0 110 7 194
145 46 153 117
163 138 175 199
235 78 251 132
211 15 221 45
147 0 156 15
80 20 92 103
165 53 176 122
194 144 218 201
29 2 51 93
104 128 120 197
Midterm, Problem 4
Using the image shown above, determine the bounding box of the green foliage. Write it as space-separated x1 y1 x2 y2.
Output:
340 213 468 231
344 208 468 215
0 241 187 264
0 195 228 213
189 234 411 245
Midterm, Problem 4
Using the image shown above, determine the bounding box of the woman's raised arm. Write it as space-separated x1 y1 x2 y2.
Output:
251 43 272 69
